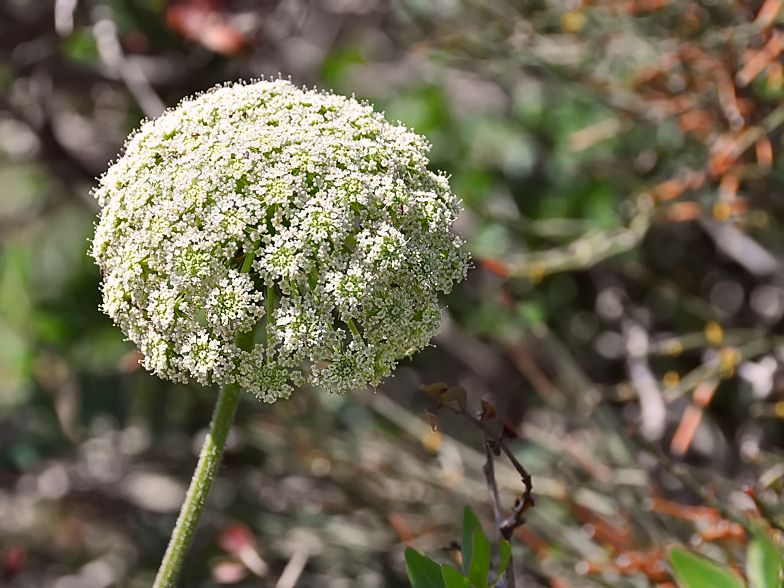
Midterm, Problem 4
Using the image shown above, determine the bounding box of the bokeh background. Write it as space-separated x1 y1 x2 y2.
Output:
3 0 784 586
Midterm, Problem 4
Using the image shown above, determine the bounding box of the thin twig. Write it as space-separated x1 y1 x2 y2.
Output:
630 428 756 533
484 442 504 531
483 442 516 588
275 546 309 588
93 16 166 119
663 336 784 402
438 403 535 538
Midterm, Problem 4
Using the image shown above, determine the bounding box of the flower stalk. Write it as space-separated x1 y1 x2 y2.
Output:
152 328 255 588
91 79 468 586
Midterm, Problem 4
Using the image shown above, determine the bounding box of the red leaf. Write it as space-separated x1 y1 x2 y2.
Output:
218 523 255 555
2 546 26 579
502 417 519 439
166 0 246 56
481 258 510 277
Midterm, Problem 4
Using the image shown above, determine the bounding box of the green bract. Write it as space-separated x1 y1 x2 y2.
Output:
91 79 468 401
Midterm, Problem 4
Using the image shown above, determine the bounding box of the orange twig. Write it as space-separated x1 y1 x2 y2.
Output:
755 0 784 30
756 136 774 169
670 379 718 456
737 32 784 87
648 497 723 523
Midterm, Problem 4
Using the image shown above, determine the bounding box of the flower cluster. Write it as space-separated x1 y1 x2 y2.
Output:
92 79 468 401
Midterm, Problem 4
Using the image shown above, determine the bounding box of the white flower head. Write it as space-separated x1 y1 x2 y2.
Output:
91 79 468 400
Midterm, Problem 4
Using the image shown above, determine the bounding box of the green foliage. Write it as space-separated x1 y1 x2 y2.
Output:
60 29 99 64
8 0 784 585
461 505 484 577
667 546 747 588
668 538 784 588
406 507 510 588
467 529 491 588
746 529 784 588
442 565 471 588
405 547 446 588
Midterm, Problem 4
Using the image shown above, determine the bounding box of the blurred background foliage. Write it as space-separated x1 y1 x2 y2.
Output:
3 0 784 586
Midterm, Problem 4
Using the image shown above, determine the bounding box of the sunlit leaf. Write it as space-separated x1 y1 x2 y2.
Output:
747 530 784 588
667 546 747 588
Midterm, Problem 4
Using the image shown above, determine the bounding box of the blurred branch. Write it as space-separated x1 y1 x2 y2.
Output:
524 326 640 467
93 17 166 120
482 442 516 588
624 321 666 441
649 329 761 356
699 217 781 277
630 429 752 533
275 546 309 588
497 211 650 280
663 336 784 403
507 342 566 407
54 0 77 37
518 216 601 240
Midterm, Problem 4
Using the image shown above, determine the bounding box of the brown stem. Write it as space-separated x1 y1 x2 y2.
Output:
483 441 516 588
443 404 535 526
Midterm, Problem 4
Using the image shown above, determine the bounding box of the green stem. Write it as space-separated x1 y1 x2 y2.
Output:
152 328 256 588
240 241 259 274
265 285 274 345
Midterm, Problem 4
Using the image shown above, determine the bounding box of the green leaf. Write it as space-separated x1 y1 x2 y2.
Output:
442 564 471 588
497 540 512 576
746 530 784 588
405 547 446 588
667 546 747 588
468 528 491 588
461 507 483 576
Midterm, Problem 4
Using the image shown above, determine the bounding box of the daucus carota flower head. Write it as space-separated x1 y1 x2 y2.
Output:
91 79 468 402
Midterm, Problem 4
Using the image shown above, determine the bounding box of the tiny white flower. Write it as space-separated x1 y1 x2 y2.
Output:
91 79 468 399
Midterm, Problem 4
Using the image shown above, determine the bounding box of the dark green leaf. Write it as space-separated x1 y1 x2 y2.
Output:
405 547 446 588
747 531 784 588
667 546 746 588
468 528 491 588
461 507 483 576
442 564 471 588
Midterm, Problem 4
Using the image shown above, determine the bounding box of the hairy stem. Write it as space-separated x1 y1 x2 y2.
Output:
153 327 255 587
